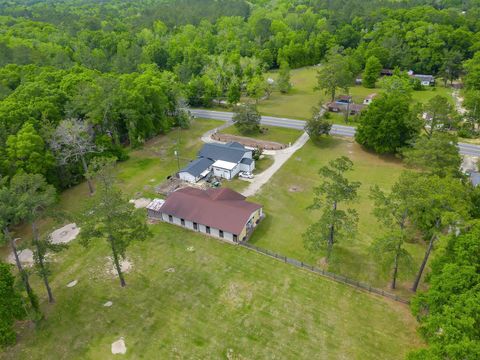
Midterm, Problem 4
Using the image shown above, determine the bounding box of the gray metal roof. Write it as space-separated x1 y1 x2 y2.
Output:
240 158 253 165
414 74 434 82
198 143 249 163
179 158 214 177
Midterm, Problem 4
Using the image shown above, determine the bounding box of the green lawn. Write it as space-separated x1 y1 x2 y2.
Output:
2 224 421 359
1 119 424 359
258 66 455 122
248 137 426 297
221 124 302 145
11 119 225 243
255 155 274 173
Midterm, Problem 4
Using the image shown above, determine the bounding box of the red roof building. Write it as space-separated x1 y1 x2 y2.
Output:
148 187 263 242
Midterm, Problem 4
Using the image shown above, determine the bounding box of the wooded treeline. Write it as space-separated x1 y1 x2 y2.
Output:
2 0 480 189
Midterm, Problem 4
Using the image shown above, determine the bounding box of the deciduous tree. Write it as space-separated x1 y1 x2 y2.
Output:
363 56 382 88
0 178 40 317
304 107 332 141
355 93 421 154
50 119 98 195
277 62 291 94
0 262 25 347
409 223 480 359
232 103 261 135
407 175 471 292
316 50 354 102
5 122 54 177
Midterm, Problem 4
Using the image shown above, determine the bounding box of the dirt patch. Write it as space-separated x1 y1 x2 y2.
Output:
213 133 287 150
106 257 133 276
288 185 303 192
111 338 127 355
67 280 78 288
129 198 151 209
7 249 34 266
50 223 80 244
155 177 208 196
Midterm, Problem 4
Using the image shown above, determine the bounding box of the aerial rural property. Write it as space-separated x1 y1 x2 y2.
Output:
0 1 479 359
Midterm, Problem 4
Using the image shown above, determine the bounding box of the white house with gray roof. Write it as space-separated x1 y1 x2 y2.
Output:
178 142 255 183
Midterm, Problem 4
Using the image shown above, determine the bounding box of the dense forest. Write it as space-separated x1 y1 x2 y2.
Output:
0 2 478 182
0 0 480 358
1 0 480 189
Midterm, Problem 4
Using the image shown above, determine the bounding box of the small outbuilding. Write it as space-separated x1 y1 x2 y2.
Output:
178 158 214 183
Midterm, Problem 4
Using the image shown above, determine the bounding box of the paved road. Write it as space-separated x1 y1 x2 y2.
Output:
191 109 480 156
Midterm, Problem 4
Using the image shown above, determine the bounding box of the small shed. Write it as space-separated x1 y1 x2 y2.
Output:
146 199 166 220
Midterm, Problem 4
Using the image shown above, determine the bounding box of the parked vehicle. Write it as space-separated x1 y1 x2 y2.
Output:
239 172 254 179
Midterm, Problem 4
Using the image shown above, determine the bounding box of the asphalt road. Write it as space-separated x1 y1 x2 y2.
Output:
191 109 480 156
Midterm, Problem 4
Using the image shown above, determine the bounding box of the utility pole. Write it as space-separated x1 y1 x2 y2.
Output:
175 127 180 172
344 100 350 124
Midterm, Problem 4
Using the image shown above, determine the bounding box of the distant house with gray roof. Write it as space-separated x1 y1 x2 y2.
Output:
178 142 255 183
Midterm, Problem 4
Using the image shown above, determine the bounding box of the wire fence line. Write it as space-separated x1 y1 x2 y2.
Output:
238 242 410 305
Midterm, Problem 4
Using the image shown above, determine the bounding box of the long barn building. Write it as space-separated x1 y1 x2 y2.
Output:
147 187 263 243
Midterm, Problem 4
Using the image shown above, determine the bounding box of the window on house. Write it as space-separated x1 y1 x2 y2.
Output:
181 218 185 226
219 230 224 238
193 222 198 230
168 215 173 222
206 226 210 234
233 234 237 242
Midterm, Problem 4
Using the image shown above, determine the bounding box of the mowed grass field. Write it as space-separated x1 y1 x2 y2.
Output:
2 225 421 359
1 120 423 359
248 136 426 297
220 123 302 145
259 67 454 122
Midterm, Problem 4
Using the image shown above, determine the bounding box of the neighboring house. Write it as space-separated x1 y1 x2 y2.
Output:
335 95 352 104
414 74 435 86
408 70 435 86
327 102 365 115
178 142 255 183
148 187 263 242
381 69 394 76
327 102 343 112
363 93 377 105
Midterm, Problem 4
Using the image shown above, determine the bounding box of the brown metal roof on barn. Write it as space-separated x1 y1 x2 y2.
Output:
159 187 262 235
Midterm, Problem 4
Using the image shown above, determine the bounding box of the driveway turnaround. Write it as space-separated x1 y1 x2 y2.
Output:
192 109 480 157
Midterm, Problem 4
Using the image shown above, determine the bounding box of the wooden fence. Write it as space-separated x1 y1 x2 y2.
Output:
239 242 410 305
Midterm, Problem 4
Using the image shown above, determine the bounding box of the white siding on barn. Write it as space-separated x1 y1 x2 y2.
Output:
157 212 236 243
